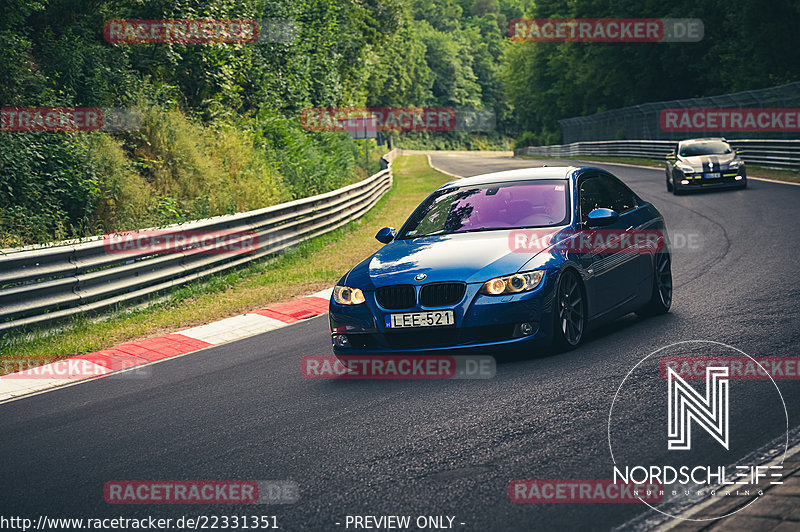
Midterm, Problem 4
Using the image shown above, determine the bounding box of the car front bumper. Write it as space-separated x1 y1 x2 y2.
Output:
677 167 746 189
328 270 558 355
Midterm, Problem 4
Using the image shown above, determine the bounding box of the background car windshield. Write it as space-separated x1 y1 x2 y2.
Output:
680 141 732 156
401 180 569 238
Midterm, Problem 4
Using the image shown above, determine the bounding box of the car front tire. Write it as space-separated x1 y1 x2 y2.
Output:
637 252 672 317
552 270 586 350
672 176 684 195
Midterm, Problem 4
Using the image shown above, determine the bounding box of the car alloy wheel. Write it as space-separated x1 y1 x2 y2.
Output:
556 270 585 347
638 252 672 316
654 252 673 308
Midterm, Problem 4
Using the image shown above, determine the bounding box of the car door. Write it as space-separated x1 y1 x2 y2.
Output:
601 173 652 300
577 173 642 318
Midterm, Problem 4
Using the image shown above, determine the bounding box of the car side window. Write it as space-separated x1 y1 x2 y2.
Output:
578 176 604 223
579 174 637 222
600 175 638 214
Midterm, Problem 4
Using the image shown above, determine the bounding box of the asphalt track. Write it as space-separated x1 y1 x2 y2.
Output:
1 154 799 531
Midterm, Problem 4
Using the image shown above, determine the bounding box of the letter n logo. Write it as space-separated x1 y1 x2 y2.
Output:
667 366 729 450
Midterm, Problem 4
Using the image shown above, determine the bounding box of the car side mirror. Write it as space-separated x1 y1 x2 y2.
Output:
665 153 677 160
736 149 744 155
375 226 396 244
586 208 619 228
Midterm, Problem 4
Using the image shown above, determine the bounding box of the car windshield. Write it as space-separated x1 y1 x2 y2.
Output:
399 179 569 238
680 141 732 156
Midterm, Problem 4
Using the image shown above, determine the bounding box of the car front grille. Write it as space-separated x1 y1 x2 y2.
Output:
419 282 466 307
375 285 416 309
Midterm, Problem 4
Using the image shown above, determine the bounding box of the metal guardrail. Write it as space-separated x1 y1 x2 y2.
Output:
514 140 800 170
0 149 399 334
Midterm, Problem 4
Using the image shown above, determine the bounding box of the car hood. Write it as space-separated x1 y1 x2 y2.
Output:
679 153 738 170
343 229 566 289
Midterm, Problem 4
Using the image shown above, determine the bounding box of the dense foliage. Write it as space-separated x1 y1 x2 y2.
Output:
501 0 800 144
0 0 797 245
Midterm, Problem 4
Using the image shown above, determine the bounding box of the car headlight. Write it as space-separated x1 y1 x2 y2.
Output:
333 285 366 305
676 162 694 174
729 160 743 169
480 270 544 296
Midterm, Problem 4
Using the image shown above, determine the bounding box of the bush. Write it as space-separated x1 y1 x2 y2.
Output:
0 131 100 247
250 108 360 199
513 131 540 149
0 102 376 246
397 130 513 150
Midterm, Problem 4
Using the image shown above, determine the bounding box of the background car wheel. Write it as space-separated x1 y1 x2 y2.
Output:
666 174 673 191
553 270 586 350
637 252 672 316
672 178 684 195
740 177 748 189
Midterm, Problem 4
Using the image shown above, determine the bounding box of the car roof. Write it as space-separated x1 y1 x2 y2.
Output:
680 137 729 144
440 166 577 188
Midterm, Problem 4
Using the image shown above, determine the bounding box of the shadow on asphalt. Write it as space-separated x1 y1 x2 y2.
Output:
667 184 749 196
494 310 678 365
307 310 680 387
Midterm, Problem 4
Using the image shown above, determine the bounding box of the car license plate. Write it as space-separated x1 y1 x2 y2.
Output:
385 310 455 328
705 172 721 178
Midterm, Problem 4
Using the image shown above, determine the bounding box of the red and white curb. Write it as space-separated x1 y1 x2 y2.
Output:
0 288 333 403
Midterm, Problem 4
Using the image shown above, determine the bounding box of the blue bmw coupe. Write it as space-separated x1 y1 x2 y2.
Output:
329 166 672 356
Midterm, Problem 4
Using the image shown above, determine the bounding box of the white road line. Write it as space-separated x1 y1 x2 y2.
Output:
180 314 287 344
311 288 333 300
427 154 465 178
0 293 333 404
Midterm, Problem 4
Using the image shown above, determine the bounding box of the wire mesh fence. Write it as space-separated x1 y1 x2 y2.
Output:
559 82 800 143
514 139 800 170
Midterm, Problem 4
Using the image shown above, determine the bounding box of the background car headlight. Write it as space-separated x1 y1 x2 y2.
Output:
481 271 544 296
333 285 366 305
676 162 694 174
729 160 743 169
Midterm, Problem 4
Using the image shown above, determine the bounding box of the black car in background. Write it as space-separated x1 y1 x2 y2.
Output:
665 138 747 194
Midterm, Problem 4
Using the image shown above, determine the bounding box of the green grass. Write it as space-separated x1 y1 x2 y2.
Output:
518 154 800 183
0 155 449 373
